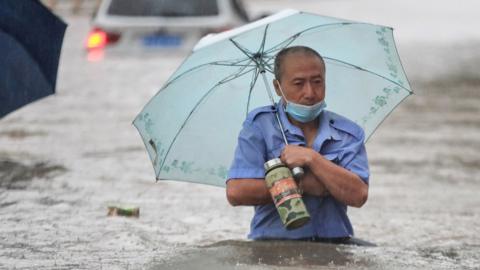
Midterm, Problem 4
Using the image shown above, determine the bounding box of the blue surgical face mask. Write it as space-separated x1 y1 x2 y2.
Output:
276 82 327 123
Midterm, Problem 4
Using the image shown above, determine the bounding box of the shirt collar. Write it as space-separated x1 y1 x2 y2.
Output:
312 111 342 150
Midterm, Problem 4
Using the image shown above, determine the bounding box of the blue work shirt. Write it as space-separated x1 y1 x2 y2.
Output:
227 102 369 240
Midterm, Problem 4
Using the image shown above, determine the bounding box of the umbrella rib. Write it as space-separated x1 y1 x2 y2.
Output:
323 56 412 93
225 67 257 83
213 62 257 68
162 58 252 89
229 38 269 69
263 63 274 74
157 67 256 177
229 38 256 60
246 68 261 116
264 22 357 55
215 58 256 85
215 57 254 66
219 64 256 85
264 34 299 55
258 24 269 55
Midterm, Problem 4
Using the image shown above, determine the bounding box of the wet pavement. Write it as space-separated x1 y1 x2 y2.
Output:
1 1 480 269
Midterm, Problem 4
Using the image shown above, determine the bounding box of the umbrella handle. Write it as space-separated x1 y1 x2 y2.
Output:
292 167 304 180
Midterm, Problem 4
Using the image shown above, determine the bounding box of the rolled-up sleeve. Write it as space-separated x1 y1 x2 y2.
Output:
227 121 267 180
338 129 370 184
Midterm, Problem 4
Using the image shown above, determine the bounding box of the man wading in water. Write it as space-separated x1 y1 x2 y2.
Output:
226 46 372 245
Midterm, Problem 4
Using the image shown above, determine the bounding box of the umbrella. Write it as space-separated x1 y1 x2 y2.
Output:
133 9 412 186
0 0 67 118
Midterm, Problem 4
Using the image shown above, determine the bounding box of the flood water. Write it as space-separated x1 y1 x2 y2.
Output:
1 1 480 269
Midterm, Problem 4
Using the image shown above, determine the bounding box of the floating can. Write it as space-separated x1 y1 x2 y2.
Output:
264 158 310 230
107 206 140 218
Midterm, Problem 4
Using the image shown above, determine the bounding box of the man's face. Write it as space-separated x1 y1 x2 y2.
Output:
274 52 326 105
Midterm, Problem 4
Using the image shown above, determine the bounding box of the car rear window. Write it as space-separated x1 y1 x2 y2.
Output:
107 0 219 17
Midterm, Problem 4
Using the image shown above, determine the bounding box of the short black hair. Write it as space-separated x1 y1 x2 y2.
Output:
274 46 325 81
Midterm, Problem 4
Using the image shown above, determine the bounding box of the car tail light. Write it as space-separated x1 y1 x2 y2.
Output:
85 28 120 50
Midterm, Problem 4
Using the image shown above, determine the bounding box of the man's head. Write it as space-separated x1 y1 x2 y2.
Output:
273 46 326 106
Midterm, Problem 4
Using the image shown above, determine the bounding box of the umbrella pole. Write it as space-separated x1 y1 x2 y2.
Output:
260 71 289 145
260 71 304 179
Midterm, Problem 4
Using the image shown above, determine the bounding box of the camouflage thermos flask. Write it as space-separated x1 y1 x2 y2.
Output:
264 158 310 230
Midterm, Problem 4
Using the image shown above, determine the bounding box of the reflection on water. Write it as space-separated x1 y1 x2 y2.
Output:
149 240 371 269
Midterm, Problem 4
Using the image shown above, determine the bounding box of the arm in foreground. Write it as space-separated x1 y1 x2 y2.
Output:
281 145 368 208
226 178 272 206
226 170 329 205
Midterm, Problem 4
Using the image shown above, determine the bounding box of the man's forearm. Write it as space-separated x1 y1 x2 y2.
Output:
226 179 273 206
299 171 328 197
307 151 368 207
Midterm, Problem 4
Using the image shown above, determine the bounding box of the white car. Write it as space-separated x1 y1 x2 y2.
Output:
85 0 249 53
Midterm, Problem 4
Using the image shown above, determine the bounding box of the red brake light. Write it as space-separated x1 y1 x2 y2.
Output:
86 28 120 50
86 29 107 49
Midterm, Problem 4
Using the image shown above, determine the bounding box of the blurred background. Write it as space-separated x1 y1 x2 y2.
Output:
1 0 479 269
